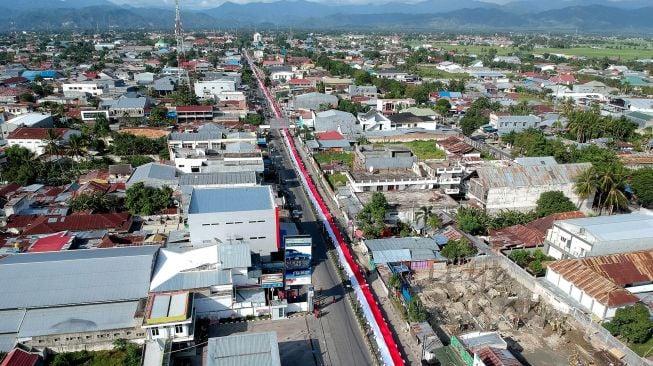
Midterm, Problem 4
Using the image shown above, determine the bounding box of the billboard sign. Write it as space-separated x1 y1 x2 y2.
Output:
261 273 284 288
285 235 312 286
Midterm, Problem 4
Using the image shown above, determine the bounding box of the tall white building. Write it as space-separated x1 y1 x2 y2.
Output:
187 187 279 258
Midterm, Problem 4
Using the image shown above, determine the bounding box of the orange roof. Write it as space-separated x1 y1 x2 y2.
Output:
548 250 653 307
7 128 68 140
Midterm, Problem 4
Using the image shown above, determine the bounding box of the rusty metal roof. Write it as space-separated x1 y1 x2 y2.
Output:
475 163 591 189
548 250 653 307
490 211 585 250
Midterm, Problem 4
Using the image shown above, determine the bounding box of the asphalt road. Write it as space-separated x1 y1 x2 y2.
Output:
270 133 375 366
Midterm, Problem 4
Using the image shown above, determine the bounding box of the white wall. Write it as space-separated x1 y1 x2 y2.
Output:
188 209 278 257
194 80 236 99
485 184 588 214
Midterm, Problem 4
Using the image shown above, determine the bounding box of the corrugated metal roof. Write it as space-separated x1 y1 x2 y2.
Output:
169 131 222 141
151 270 231 292
178 171 257 186
514 156 558 166
366 237 441 263
557 213 653 242
475 162 591 189
207 332 281 366
188 186 273 214
547 251 653 307
219 243 252 269
127 163 177 187
0 246 157 309
17 301 139 337
0 309 24 333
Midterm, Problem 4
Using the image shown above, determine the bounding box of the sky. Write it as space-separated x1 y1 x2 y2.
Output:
107 0 620 9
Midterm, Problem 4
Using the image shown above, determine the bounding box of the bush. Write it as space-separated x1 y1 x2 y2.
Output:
604 304 653 344
508 249 555 276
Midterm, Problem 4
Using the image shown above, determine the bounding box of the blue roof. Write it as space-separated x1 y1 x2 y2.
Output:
21 70 59 81
188 187 273 214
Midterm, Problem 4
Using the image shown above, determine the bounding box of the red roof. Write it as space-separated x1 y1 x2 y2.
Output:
28 231 75 252
0 349 39 366
22 213 132 235
316 131 344 140
491 211 585 250
1 77 28 85
289 79 311 84
3 215 39 232
7 128 68 140
176 105 213 113
0 183 21 200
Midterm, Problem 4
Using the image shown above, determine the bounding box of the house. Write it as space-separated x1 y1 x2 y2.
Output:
186 186 279 257
152 76 177 96
492 56 521 64
62 82 107 97
358 109 392 131
467 163 592 213
456 331 524 366
268 66 296 82
376 98 415 115
21 213 133 235
321 77 353 94
27 231 75 252
313 110 360 134
108 164 133 181
142 292 195 343
373 68 409 81
544 213 653 259
0 113 53 141
435 136 479 159
388 112 437 130
176 106 214 122
545 250 653 320
489 211 585 252
101 97 150 119
0 246 158 352
348 85 378 99
0 348 41 366
126 163 177 189
288 78 314 89
489 113 541 135
291 92 337 111
206 332 281 366
7 128 81 156
314 131 352 151
363 237 445 272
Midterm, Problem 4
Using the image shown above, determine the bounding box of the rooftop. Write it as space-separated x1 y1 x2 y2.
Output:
178 171 257 186
7 127 68 140
556 213 653 242
474 163 591 189
206 332 281 366
0 246 158 309
145 292 192 325
188 186 273 214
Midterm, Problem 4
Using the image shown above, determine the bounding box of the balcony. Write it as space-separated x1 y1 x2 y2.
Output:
436 167 464 174
444 188 460 195
438 177 461 184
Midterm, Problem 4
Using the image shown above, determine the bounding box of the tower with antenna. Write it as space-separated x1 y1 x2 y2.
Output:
175 0 190 86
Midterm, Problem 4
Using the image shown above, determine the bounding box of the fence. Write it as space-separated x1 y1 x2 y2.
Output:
466 254 653 366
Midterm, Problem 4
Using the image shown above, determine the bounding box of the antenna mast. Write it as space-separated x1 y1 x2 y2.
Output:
175 0 190 86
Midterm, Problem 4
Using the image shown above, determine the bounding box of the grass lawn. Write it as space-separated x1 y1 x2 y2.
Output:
373 140 445 160
49 347 139 366
408 41 653 60
415 66 470 80
628 337 653 358
313 151 354 168
402 140 446 160
326 173 348 189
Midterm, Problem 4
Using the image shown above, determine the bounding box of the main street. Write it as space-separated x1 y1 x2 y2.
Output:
269 133 375 366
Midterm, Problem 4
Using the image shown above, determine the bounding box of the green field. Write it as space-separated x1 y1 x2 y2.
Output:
628 337 653 357
313 151 354 168
408 41 653 60
415 66 471 80
326 173 348 188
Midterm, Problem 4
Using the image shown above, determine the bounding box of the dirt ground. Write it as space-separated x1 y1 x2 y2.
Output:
417 265 614 366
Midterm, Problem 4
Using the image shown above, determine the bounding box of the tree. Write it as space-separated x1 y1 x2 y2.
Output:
148 106 169 127
574 168 596 210
414 206 440 234
456 207 489 235
125 182 173 215
535 191 577 218
171 84 198 106
1 145 41 185
434 98 451 115
631 168 653 208
66 133 86 161
122 155 154 167
440 238 477 263
44 129 60 157
388 274 402 290
69 192 123 213
356 192 389 239
407 297 428 322
604 304 653 344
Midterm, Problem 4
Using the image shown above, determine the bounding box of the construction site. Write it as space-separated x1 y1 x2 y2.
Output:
417 262 621 366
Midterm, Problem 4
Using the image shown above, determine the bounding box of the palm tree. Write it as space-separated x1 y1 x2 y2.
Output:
415 206 440 235
574 169 596 210
67 134 86 161
44 128 60 158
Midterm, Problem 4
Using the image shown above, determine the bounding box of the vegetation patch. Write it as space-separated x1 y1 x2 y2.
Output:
313 152 353 168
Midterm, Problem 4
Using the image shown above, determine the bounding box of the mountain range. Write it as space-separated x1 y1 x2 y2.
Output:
0 0 652 33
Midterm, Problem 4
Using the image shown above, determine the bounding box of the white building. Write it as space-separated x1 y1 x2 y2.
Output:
194 79 236 99
142 292 195 343
62 82 107 97
545 250 653 320
467 162 592 214
187 187 279 258
7 127 81 156
545 213 653 259
489 113 541 135
253 32 262 44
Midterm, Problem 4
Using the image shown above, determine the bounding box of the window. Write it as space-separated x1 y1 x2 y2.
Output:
151 328 159 337
175 325 184 334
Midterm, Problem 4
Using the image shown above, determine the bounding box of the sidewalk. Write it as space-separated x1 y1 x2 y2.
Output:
293 136 422 365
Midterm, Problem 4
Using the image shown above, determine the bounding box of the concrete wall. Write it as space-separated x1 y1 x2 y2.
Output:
485 184 588 214
188 209 277 257
20 326 145 353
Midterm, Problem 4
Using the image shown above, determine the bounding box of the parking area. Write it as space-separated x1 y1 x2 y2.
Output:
210 316 325 366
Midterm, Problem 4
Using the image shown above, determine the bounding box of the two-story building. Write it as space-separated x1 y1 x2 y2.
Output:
489 113 541 135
